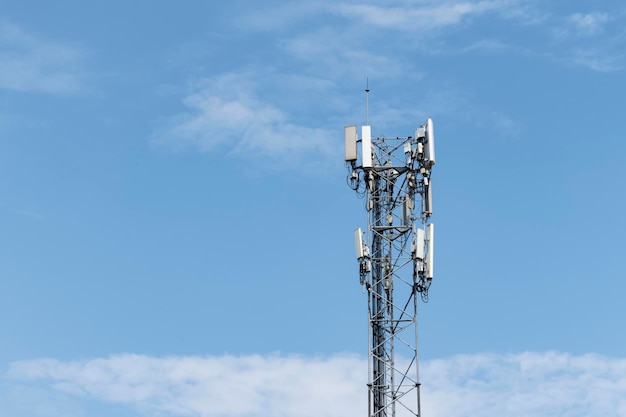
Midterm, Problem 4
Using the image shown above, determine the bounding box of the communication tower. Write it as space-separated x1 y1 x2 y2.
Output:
345 89 436 417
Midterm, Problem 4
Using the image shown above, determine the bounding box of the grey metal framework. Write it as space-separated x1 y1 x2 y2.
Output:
346 118 435 417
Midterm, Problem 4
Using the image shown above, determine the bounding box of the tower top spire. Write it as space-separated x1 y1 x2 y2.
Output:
365 77 370 125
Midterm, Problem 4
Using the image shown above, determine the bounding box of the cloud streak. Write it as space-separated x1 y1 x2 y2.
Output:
0 22 85 95
567 12 611 36
5 351 626 417
153 72 339 171
331 0 510 30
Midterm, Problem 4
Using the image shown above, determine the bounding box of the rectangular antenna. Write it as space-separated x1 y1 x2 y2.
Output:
361 125 372 168
425 118 435 166
426 223 434 279
415 228 425 260
345 125 357 161
404 197 413 225
354 228 364 259
424 181 432 216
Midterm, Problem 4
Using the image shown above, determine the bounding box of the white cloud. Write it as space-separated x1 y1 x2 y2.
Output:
153 72 338 170
460 38 520 53
552 11 612 41
548 11 621 72
6 351 626 417
0 22 85 95
567 12 610 36
281 26 410 80
331 0 517 30
6 353 366 417
424 351 626 416
568 49 621 72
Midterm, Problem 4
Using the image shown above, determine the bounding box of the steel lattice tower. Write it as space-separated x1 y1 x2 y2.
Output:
345 107 435 417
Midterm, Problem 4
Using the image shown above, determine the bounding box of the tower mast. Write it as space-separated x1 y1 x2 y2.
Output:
345 95 436 417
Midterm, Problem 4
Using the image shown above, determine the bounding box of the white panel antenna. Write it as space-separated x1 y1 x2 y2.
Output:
425 118 435 167
361 125 372 168
404 197 413 225
415 228 425 260
345 125 358 161
426 223 434 279
354 228 364 259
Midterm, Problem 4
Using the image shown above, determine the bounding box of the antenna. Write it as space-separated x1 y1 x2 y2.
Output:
345 106 437 417
365 77 370 126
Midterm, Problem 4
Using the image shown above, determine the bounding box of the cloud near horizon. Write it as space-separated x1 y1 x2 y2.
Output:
5 351 626 417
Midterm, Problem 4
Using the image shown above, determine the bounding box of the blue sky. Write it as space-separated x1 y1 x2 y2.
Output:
1 0 626 416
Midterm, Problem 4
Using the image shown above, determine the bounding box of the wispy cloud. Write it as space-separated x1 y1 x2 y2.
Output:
329 0 541 31
568 49 621 72
5 351 626 417
552 11 612 41
0 22 85 95
424 351 626 416
6 353 366 417
280 26 411 80
548 11 623 71
567 12 611 36
332 1 506 30
153 72 339 171
459 38 523 54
